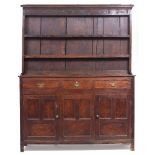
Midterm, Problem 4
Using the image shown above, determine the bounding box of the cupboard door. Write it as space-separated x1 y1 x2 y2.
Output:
95 93 131 140
61 94 94 141
23 95 59 142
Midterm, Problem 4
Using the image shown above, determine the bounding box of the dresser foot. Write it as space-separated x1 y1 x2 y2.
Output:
130 142 134 151
20 144 24 152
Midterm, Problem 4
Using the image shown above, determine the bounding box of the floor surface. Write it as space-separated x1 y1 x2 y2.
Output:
25 144 130 151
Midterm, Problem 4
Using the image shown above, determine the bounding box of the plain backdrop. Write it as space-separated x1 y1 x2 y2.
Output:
0 0 155 154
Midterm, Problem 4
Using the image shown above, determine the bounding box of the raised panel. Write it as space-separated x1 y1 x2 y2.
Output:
28 123 56 137
63 121 91 137
41 98 56 120
99 121 128 136
25 17 40 35
24 97 40 120
67 17 93 35
115 98 128 118
79 100 91 118
99 97 112 119
63 99 75 118
41 17 66 35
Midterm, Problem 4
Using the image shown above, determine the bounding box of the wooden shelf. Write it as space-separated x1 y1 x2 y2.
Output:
24 54 130 59
24 34 130 39
21 70 131 77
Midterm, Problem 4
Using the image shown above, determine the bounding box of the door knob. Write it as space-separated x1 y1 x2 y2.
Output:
36 83 45 88
55 114 59 119
96 114 100 119
74 81 80 87
110 82 116 87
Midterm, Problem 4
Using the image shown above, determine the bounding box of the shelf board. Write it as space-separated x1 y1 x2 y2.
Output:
24 54 130 59
24 34 130 39
21 70 131 78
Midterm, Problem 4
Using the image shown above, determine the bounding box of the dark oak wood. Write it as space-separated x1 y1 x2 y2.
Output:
24 54 130 59
20 4 134 151
24 34 130 38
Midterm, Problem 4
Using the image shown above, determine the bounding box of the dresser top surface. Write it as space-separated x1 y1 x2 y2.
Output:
21 4 134 9
20 72 135 78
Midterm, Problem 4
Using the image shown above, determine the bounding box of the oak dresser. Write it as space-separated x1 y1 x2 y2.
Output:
19 5 134 151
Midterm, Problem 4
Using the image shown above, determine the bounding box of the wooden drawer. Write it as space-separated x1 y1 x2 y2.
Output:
22 78 59 91
62 80 93 89
95 79 131 89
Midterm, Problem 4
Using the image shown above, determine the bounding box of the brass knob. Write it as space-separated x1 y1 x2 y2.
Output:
96 114 100 119
74 81 80 87
55 114 59 119
110 82 116 87
36 83 45 88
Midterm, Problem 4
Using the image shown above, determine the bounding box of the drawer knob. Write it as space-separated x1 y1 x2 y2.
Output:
74 81 80 87
55 114 59 119
110 82 116 87
36 83 45 88
96 114 100 119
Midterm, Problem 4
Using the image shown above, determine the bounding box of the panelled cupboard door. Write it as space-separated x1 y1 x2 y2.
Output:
23 95 59 142
95 93 131 140
61 94 94 141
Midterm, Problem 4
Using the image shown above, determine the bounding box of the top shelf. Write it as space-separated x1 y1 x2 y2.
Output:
21 4 134 8
24 34 130 39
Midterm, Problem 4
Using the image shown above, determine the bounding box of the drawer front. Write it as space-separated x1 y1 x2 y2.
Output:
22 79 59 89
95 79 131 89
62 80 93 89
22 78 60 94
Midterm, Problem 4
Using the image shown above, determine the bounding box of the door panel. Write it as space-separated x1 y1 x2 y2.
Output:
26 97 40 120
62 95 94 141
99 121 128 137
115 98 128 119
41 98 56 120
63 121 92 137
28 122 56 137
99 97 112 119
23 96 59 141
95 93 131 139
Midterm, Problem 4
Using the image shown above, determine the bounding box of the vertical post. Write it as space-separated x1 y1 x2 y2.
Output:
22 8 25 74
128 12 132 74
